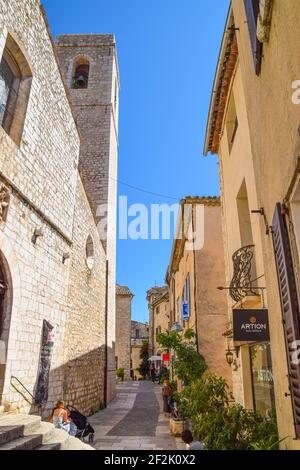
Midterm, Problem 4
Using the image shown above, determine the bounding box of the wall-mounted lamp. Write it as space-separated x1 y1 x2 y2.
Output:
225 349 234 366
225 347 240 368
62 252 70 264
32 227 43 245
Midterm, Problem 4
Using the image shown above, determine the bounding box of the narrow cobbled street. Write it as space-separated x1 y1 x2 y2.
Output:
89 382 185 450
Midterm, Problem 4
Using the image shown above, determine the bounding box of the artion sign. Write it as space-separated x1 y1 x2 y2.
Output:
232 309 270 342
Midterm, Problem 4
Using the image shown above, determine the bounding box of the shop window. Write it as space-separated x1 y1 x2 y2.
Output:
0 34 32 145
249 344 275 416
72 58 90 89
225 91 238 153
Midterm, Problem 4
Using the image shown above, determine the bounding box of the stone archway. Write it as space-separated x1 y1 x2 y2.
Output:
0 250 13 401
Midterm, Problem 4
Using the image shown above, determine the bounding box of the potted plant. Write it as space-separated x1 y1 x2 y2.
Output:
116 367 125 382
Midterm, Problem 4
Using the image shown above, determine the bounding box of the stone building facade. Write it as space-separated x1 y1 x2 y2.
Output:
166 197 232 384
115 285 133 380
147 286 170 357
131 321 149 380
0 0 118 416
203 0 300 449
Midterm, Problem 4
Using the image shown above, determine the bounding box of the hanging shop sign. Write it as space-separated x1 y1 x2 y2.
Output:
162 353 170 362
182 303 190 321
232 309 270 342
35 319 55 405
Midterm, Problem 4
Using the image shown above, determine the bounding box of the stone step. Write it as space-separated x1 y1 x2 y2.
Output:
24 421 56 444
0 425 23 445
44 427 71 449
0 434 43 450
0 413 41 434
35 443 61 451
0 413 94 450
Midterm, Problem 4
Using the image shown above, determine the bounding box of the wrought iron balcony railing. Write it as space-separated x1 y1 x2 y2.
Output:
229 244 258 302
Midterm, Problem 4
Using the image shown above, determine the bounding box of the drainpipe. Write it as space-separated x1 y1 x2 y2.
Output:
192 204 199 352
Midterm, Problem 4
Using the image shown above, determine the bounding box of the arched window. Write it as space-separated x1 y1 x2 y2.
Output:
72 57 90 89
86 235 94 270
0 34 32 145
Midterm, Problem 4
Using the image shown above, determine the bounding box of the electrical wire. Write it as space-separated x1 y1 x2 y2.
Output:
110 176 181 202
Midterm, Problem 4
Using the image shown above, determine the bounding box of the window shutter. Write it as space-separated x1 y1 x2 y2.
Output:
272 203 300 438
244 0 263 75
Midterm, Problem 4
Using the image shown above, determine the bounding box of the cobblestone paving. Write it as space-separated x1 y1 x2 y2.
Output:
89 381 185 450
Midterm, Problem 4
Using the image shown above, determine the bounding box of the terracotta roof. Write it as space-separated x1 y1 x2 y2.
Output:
116 284 134 296
146 286 169 306
204 7 238 155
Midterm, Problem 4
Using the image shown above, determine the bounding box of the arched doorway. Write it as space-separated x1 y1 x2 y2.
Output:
0 251 12 402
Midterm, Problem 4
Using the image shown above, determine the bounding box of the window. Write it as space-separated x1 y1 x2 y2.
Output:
156 306 160 314
85 235 94 270
176 297 180 322
136 329 139 339
244 0 262 75
184 274 191 320
226 91 238 153
72 58 90 89
249 344 275 416
0 34 32 145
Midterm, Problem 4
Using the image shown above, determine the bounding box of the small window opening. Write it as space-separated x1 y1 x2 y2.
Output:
72 60 89 89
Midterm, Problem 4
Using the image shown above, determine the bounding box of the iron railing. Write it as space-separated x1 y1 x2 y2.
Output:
229 244 258 302
10 375 39 407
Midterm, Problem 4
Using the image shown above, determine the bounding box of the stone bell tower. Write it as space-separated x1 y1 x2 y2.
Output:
56 34 119 403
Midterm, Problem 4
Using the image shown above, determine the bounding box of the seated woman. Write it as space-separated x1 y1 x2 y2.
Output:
50 400 71 434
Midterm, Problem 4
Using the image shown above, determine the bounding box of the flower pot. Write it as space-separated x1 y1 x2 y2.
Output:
169 417 184 436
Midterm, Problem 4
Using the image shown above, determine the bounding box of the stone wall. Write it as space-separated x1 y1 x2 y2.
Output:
115 286 132 380
0 0 80 413
131 321 148 340
62 176 107 415
0 0 109 415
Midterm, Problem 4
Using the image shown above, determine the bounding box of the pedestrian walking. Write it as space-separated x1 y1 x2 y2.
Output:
150 364 156 383
162 379 171 416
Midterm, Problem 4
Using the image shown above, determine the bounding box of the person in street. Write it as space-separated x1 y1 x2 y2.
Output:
49 400 77 437
50 400 71 433
162 379 171 416
181 430 203 450
150 364 156 383
159 365 168 384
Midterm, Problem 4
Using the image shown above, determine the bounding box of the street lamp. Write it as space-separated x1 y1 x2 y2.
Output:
225 349 234 366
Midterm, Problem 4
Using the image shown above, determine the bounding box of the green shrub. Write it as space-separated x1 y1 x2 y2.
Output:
156 329 207 383
179 373 280 451
116 368 125 381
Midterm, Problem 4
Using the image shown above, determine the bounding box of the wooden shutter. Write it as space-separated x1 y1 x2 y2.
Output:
244 0 263 75
272 203 300 438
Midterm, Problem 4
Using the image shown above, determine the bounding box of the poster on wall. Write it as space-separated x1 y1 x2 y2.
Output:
35 319 54 405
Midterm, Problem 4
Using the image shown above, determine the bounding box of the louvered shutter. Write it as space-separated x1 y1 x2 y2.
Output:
244 0 263 75
272 203 300 438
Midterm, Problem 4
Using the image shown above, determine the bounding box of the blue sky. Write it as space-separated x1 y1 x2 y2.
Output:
43 0 229 323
